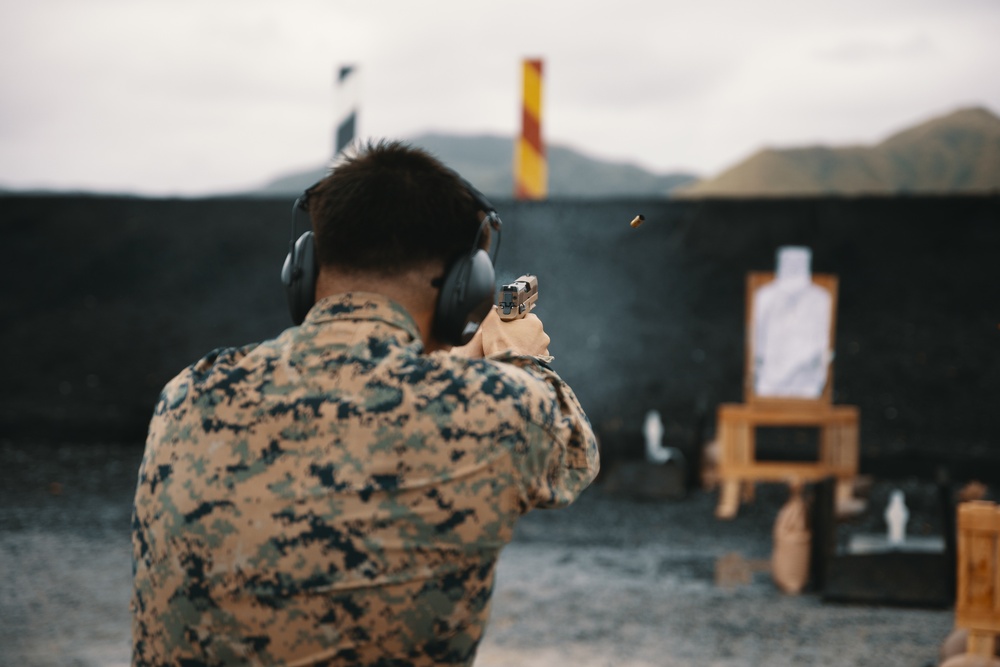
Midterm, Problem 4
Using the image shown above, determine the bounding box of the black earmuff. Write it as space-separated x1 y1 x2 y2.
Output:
279 195 318 325
432 246 496 346
431 180 502 346
279 175 502 346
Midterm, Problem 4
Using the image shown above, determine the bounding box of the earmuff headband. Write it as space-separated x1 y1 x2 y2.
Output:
280 172 502 345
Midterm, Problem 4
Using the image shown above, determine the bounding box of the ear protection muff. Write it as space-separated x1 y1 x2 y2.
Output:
279 195 318 325
431 180 502 346
279 175 502 345
432 242 496 346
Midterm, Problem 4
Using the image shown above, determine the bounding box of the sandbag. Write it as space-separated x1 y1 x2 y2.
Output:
940 654 1000 667
940 627 1000 666
942 628 971 662
771 484 811 594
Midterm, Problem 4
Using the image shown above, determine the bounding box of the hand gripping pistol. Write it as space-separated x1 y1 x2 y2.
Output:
498 275 539 321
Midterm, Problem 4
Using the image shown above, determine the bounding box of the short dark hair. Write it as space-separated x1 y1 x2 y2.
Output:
306 140 482 274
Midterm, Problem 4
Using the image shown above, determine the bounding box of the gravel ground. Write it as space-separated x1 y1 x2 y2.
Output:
0 441 954 667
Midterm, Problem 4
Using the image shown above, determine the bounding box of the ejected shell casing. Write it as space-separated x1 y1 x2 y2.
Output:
630 214 645 228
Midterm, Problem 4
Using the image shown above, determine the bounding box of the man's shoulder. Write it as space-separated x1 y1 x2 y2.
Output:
426 352 566 425
190 342 259 374
152 342 265 413
430 350 548 387
179 340 271 388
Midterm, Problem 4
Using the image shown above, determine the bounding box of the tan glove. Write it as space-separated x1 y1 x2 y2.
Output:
451 306 551 359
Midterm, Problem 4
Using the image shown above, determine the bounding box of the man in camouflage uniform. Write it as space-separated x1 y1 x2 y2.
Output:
131 140 600 666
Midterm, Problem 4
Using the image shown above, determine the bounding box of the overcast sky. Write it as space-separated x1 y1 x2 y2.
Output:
1 0 998 196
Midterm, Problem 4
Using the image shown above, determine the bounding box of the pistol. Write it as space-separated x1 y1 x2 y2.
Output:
498 275 539 321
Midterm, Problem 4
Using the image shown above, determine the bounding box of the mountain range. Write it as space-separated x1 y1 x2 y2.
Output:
675 106 1000 197
256 134 697 199
257 106 1000 199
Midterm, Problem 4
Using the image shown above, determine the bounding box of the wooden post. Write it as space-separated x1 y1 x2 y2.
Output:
514 58 547 200
955 501 1000 657
334 65 358 158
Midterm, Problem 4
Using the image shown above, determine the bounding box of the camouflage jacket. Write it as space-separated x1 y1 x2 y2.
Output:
131 293 599 666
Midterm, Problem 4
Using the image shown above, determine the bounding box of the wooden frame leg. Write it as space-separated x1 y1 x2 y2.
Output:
834 478 865 517
966 630 997 657
716 480 740 519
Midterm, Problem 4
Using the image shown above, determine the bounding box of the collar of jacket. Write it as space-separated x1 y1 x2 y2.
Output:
303 292 421 342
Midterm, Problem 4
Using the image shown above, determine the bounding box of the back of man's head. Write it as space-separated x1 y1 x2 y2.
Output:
307 140 481 276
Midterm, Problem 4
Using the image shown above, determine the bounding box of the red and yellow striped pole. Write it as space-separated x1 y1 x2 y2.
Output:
514 58 547 200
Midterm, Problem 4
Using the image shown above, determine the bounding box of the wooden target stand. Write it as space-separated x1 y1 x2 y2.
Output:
952 501 1000 660
715 272 860 519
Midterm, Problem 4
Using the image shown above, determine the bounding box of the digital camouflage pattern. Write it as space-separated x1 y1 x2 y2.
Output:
131 293 599 666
